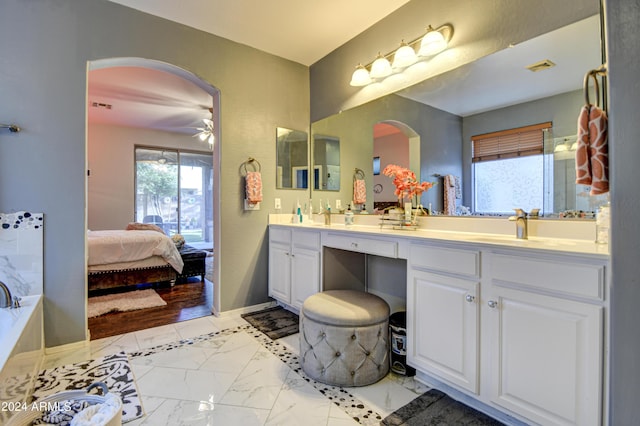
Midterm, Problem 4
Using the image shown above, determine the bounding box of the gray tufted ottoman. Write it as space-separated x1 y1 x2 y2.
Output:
299 290 390 387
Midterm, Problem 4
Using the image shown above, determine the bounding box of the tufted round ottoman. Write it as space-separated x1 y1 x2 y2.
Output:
300 290 390 387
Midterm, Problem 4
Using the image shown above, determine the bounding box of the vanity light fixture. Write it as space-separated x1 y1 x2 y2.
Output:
349 23 454 87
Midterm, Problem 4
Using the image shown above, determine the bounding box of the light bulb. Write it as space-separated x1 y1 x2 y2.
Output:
370 53 392 79
418 26 447 57
350 64 372 86
392 41 418 69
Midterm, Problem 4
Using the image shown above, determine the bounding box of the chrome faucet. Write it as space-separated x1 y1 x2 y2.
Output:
514 209 528 240
322 206 331 226
0 281 20 308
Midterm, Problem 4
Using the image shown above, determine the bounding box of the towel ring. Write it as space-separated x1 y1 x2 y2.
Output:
241 157 261 175
353 168 365 180
583 70 600 107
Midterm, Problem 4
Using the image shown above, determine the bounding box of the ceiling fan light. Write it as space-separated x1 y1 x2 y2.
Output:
370 53 392 79
198 132 208 141
418 26 447 57
392 41 418 69
350 64 372 86
208 134 215 147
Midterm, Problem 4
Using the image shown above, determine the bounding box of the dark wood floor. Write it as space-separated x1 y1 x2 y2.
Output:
88 278 213 340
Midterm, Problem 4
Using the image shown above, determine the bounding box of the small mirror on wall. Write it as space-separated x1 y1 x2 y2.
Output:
276 127 309 189
313 134 340 191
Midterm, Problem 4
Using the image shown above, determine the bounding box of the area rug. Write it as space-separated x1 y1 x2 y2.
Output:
241 306 299 339
31 351 143 423
205 254 214 282
88 289 166 318
382 388 504 425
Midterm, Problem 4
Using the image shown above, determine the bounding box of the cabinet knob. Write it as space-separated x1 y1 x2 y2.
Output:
465 294 475 303
487 300 498 309
351 242 358 248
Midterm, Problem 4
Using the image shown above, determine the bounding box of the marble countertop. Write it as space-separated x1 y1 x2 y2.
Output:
269 214 609 258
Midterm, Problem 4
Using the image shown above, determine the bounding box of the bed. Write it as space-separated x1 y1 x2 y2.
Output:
87 228 184 292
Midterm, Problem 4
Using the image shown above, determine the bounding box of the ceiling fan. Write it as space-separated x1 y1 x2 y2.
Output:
193 114 215 149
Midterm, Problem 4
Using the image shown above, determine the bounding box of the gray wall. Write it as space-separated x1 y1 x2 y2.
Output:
0 0 309 347
311 95 461 213
605 0 640 423
310 0 599 121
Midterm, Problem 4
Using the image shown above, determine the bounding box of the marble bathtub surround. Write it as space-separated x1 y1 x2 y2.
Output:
0 211 44 297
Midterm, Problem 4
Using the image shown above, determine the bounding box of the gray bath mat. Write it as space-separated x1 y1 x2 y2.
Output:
382 389 504 425
241 306 299 339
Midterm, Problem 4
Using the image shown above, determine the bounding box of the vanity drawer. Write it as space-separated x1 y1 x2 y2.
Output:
409 242 480 278
323 232 398 258
292 229 320 250
269 227 291 244
490 253 605 301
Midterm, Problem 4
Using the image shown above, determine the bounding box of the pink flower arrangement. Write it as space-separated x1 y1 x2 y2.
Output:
382 164 434 202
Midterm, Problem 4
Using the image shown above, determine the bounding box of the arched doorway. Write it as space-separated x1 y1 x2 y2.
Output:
372 120 421 210
86 58 221 325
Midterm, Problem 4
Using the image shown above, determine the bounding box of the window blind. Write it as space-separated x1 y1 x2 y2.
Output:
471 122 551 163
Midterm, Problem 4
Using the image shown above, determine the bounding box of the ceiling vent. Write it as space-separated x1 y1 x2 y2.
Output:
91 101 112 110
526 59 556 72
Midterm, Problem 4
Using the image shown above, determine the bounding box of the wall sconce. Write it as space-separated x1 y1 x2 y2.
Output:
350 24 454 87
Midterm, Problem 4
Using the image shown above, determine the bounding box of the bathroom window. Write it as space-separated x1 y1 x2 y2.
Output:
134 147 213 249
472 123 550 214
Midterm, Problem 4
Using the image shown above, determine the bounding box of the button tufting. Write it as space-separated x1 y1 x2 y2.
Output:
365 351 370 356
335 351 341 357
351 371 355 376
351 334 356 340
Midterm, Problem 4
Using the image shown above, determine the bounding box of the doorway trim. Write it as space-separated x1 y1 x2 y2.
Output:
86 57 222 318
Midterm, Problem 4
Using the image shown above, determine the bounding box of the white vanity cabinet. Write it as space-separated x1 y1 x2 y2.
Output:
268 226 321 309
484 252 606 426
407 242 481 394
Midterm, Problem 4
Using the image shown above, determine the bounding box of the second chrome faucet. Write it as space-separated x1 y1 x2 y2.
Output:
514 208 528 240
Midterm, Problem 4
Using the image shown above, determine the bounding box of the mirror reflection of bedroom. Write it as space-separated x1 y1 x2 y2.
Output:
86 61 217 339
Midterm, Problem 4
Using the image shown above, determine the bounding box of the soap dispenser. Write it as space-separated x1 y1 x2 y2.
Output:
345 204 354 226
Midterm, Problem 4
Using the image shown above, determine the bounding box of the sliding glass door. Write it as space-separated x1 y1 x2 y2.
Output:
135 147 213 249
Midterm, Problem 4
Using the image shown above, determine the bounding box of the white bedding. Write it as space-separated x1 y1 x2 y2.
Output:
87 230 184 273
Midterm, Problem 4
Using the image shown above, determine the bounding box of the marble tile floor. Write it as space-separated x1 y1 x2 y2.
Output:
42 312 428 425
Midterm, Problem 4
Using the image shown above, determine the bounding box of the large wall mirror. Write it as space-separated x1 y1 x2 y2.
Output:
313 134 340 191
276 127 309 189
310 14 606 217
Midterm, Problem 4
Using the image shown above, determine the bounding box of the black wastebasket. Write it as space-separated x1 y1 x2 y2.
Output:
389 311 415 376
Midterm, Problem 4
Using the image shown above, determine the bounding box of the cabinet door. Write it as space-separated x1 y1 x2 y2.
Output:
290 247 320 309
268 242 291 303
487 287 603 426
408 270 480 393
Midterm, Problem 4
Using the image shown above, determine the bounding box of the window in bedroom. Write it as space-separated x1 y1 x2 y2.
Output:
135 147 213 250
472 122 551 215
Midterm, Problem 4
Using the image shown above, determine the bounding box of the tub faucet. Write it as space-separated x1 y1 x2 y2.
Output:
0 281 19 309
514 209 528 240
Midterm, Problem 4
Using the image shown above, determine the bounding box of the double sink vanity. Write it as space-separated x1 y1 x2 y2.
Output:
268 213 609 425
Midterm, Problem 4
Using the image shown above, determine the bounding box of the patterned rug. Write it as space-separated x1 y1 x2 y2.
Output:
240 306 299 339
87 289 166 318
31 351 143 423
382 389 504 425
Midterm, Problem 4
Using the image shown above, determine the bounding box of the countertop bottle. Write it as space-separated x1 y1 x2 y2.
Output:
345 204 354 226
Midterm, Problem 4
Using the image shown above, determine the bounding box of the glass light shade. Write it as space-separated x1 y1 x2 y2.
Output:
418 28 447 56
350 64 372 86
370 53 392 79
570 141 578 151
392 42 418 69
198 132 208 141
554 144 568 152
208 134 215 147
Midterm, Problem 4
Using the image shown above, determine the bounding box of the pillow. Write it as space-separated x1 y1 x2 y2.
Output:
126 222 165 234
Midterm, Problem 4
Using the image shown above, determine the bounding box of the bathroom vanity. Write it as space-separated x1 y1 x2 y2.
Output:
268 214 609 426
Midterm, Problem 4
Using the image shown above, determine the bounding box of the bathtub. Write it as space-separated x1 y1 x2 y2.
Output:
0 295 44 423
